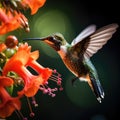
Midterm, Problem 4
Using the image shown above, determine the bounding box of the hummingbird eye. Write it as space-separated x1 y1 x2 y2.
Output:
54 36 62 41
54 34 66 45
53 37 62 45
45 36 61 51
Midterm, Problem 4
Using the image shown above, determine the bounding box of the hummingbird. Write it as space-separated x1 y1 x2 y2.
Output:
24 23 119 103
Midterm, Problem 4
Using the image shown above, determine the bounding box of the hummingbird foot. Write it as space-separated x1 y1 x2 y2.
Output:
39 69 63 97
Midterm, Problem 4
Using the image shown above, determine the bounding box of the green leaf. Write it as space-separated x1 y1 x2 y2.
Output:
6 85 14 95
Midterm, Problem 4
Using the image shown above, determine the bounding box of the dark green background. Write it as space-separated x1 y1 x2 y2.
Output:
7 0 120 120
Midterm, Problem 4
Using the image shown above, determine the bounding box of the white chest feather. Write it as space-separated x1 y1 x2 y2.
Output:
58 45 67 59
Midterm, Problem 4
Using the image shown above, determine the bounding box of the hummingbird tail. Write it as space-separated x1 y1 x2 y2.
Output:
87 74 105 103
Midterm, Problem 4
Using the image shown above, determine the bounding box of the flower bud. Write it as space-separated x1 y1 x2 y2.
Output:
5 35 18 48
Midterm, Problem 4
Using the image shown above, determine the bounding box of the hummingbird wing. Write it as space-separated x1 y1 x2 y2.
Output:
71 24 96 46
71 23 119 58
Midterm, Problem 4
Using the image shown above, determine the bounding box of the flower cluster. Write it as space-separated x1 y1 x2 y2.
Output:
0 0 46 35
0 36 63 119
0 0 63 119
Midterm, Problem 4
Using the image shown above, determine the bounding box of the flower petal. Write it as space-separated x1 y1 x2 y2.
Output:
30 50 39 60
0 43 7 52
18 75 44 97
22 0 46 15
0 76 13 87
0 87 21 118
0 9 28 35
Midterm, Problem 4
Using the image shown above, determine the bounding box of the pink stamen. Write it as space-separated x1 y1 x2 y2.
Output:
30 112 35 117
26 97 35 118
39 69 63 97
23 118 28 120
15 110 28 120
32 97 38 107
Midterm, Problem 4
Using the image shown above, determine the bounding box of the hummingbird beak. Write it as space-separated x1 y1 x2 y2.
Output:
23 36 61 51
23 37 50 41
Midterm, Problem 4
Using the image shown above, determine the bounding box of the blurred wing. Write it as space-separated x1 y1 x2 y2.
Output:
84 23 119 58
72 23 119 59
71 25 96 46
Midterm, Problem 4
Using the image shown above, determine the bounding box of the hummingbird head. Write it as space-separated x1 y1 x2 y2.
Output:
24 33 66 51
43 32 66 51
